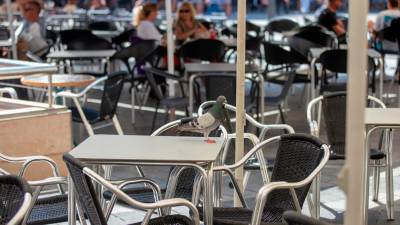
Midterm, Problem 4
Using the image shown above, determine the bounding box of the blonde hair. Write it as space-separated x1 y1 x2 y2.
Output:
177 1 196 23
133 2 158 27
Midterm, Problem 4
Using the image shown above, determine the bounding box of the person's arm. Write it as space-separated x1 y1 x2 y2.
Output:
333 19 346 36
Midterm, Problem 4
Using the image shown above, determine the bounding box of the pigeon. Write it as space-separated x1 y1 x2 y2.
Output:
178 96 229 143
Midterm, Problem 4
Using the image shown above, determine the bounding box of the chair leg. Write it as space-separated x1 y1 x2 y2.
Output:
313 172 321 219
372 163 380 201
278 104 286 124
112 115 124 135
243 171 251 190
385 130 395 220
151 102 160 132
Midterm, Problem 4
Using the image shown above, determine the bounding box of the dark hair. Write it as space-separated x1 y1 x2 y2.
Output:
388 0 399 8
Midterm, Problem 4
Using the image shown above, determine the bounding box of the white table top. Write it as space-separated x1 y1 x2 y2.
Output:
185 63 260 73
365 108 400 126
69 135 224 164
47 50 116 59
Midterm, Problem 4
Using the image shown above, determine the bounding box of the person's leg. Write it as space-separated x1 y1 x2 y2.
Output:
300 0 310 13
223 0 232 17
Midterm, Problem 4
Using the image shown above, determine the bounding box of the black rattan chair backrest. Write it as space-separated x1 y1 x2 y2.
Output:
265 134 324 216
59 29 94 46
111 28 136 47
99 72 126 120
288 27 336 60
66 36 112 50
193 73 259 109
180 39 226 62
89 21 118 31
0 175 31 225
321 92 346 158
144 68 165 102
318 49 347 73
264 19 299 34
111 40 157 74
62 154 108 225
246 36 263 53
263 41 295 65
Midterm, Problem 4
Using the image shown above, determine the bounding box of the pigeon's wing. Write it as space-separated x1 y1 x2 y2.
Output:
196 112 217 128
177 113 215 132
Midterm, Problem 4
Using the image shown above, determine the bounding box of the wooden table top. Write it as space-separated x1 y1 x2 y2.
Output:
21 74 95 88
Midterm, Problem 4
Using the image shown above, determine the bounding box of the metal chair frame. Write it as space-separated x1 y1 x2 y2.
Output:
198 101 295 190
210 134 330 225
306 93 392 218
0 152 75 225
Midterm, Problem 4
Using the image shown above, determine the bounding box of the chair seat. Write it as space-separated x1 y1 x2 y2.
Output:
103 185 167 203
330 145 385 160
198 207 286 225
27 194 68 225
129 215 193 225
161 97 189 109
70 106 101 124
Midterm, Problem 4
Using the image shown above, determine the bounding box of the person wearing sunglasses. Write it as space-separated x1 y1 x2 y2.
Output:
175 1 208 45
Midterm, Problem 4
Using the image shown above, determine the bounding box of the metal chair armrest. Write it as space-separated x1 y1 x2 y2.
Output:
0 167 10 175
84 167 200 225
105 177 162 220
19 156 61 178
27 176 68 187
214 136 281 171
54 76 108 99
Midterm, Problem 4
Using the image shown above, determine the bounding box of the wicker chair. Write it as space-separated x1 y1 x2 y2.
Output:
0 153 69 225
198 101 294 190
307 92 392 217
283 211 332 225
198 133 330 225
0 175 32 225
63 153 200 225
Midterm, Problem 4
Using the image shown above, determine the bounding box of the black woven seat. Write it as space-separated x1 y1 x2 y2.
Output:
27 194 68 225
63 153 196 225
0 175 31 225
283 211 331 225
198 134 327 225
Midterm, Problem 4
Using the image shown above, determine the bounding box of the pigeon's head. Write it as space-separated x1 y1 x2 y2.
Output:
216 96 227 105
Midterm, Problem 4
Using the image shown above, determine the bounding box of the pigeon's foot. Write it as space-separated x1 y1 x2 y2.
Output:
204 139 216 144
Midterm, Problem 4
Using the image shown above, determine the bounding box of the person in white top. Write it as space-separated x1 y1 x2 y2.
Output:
133 2 163 42
368 0 400 51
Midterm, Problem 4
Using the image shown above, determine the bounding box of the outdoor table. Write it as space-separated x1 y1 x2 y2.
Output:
67 134 225 225
364 108 398 220
184 63 264 122
21 74 95 88
309 47 383 100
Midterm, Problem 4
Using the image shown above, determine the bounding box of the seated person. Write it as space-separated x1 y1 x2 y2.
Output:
318 0 346 41
133 2 163 42
175 1 209 45
368 0 400 51
18 0 48 59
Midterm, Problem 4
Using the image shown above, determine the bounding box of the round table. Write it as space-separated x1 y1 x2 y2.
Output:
21 74 96 88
